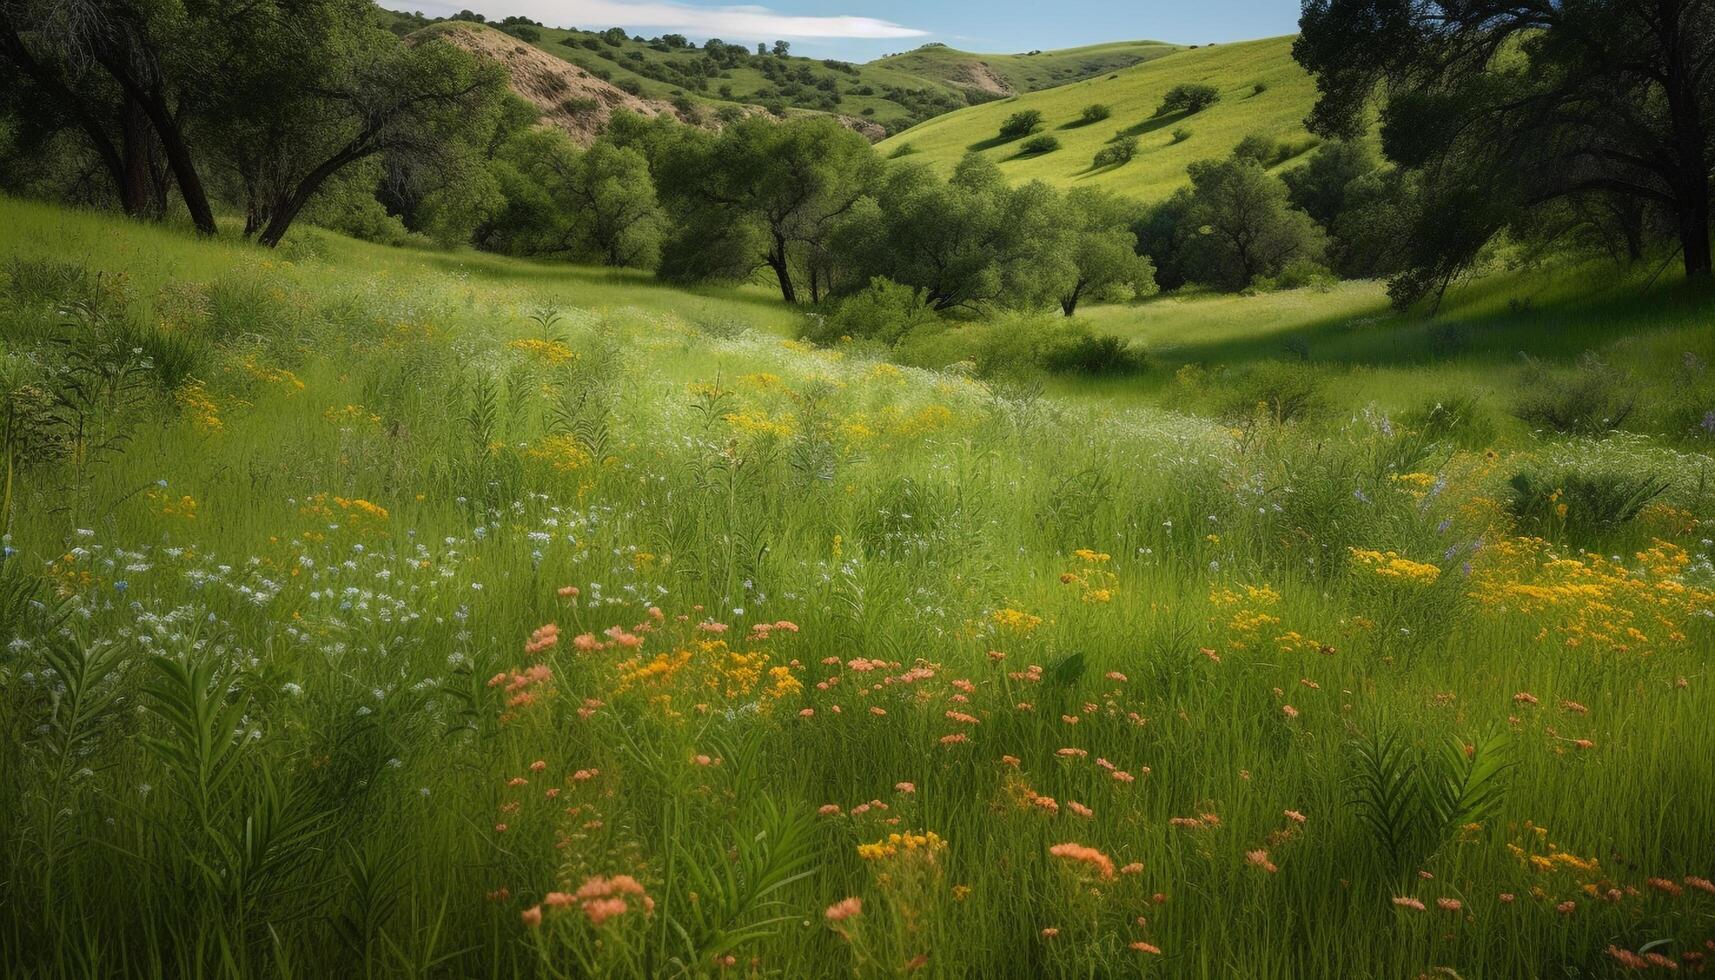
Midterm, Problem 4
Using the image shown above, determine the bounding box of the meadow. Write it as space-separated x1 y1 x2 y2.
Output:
3 195 1715 979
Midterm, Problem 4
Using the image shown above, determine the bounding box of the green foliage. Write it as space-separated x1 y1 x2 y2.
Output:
1507 467 1670 540
1155 82 1220 116
1512 354 1641 435
1078 103 1113 124
1019 134 1061 155
1091 136 1139 168
804 277 936 345
1182 157 1327 291
998 109 1045 140
1347 730 1511 882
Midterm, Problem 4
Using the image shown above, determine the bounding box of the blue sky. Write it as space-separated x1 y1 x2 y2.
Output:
388 0 1302 61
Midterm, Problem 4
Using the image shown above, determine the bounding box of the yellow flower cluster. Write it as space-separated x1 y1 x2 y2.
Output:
175 382 223 433
1469 538 1713 655
147 488 198 521
523 434 591 473
241 357 305 392
506 338 576 364
857 830 947 862
722 409 796 439
323 404 381 428
612 640 801 714
1349 549 1443 584
991 607 1043 635
1061 549 1117 603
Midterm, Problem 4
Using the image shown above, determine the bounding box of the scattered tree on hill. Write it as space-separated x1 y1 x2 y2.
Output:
999 110 1045 140
1281 139 1376 227
1154 83 1219 117
1297 0 1715 292
1181 157 1327 290
1093 136 1139 168
1020 135 1060 154
1079 104 1113 124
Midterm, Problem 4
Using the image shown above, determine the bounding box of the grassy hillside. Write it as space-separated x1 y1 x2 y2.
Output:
877 36 1321 199
381 8 1181 135
870 40 1181 95
6 194 1715 978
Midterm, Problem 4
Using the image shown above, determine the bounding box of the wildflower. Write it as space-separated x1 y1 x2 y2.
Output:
1647 877 1684 896
1130 942 1162 955
1246 849 1278 873
1281 704 1299 720
825 897 862 921
1284 809 1307 824
1686 876 1715 895
529 759 547 772
1048 842 1115 880
1120 862 1144 875
818 804 842 816
1499 893 1515 904
1513 692 1539 706
1041 927 1059 939
1066 801 1094 819
895 782 916 794
1556 900 1576 915
1436 898 1462 912
521 906 543 928
1391 897 1426 911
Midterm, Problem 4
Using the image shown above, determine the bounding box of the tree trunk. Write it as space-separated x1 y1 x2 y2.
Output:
766 235 796 303
1679 181 1712 281
118 95 156 218
1061 280 1086 316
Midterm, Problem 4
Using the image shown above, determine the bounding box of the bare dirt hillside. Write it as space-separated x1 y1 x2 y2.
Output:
422 23 680 143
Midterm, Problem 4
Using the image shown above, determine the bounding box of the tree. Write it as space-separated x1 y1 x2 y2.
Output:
1093 136 1138 168
207 19 506 247
833 155 1076 312
999 110 1044 140
1296 0 1715 287
1281 139 1377 227
658 116 879 302
772 40 790 56
562 141 665 267
1132 188 1198 291
1182 157 1326 290
1155 83 1219 117
1059 188 1156 315
1079 104 1112 124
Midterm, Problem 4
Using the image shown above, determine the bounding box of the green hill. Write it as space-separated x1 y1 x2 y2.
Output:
876 36 1321 200
379 8 1181 135
868 40 1181 96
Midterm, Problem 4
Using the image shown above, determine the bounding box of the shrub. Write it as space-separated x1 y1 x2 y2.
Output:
1019 134 1060 154
1507 466 1670 540
1155 83 1219 117
1219 360 1332 424
1039 329 1144 375
1170 127 1191 144
998 109 1044 140
1078 103 1112 124
1233 133 1280 164
1512 353 1640 436
804 277 935 346
887 142 918 158
616 78 644 96
1256 258 1337 291
1092 136 1138 168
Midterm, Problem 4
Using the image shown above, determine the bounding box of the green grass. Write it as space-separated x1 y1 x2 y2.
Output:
876 36 1323 200
869 40 1182 95
4 197 1715 978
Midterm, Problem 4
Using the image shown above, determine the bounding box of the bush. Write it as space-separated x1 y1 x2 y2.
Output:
1512 353 1640 436
1039 329 1145 375
616 78 644 96
1256 258 1337 291
1155 83 1219 117
1078 103 1112 124
998 109 1044 140
1507 466 1670 540
1170 127 1191 144
1093 136 1138 168
804 277 936 346
1019 134 1060 154
1218 360 1332 424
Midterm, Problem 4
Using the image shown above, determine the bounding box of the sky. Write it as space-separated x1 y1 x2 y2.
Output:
384 0 1303 61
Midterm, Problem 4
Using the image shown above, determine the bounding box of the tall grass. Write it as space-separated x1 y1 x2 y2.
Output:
3 197 1714 977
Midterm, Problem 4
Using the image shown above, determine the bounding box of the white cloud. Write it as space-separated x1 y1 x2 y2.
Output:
446 0 928 40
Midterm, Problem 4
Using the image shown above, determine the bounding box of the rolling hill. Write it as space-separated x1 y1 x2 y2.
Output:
876 36 1322 201
380 7 1183 136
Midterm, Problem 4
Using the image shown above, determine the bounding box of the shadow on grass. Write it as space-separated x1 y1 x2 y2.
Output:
1112 110 1192 139
1147 273 1714 372
965 132 1027 152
